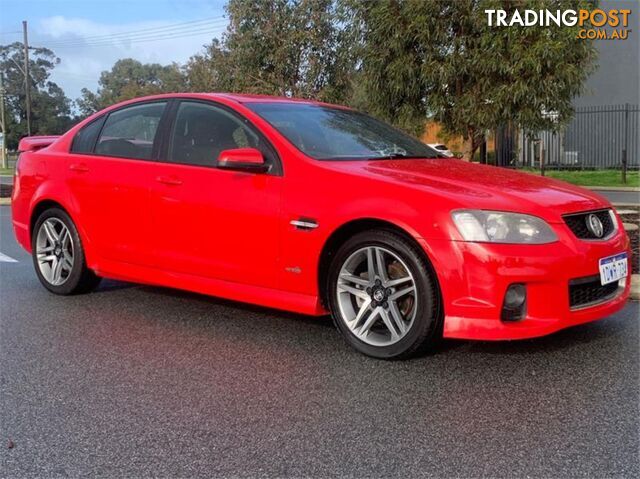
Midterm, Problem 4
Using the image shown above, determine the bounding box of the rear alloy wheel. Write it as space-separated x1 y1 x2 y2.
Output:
32 208 101 295
36 217 74 286
328 230 441 359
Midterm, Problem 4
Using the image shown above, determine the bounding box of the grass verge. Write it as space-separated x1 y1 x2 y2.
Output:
522 168 639 187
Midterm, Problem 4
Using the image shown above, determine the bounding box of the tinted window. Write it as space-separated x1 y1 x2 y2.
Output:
70 116 106 154
246 102 440 160
95 102 166 160
169 101 267 167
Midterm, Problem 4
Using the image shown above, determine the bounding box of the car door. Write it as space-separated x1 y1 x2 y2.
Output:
149 100 283 288
67 101 168 267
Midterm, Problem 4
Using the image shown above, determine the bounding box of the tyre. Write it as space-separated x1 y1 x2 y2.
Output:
32 207 101 295
327 229 442 359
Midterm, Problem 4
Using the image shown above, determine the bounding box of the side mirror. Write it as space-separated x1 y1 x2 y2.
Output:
218 148 268 173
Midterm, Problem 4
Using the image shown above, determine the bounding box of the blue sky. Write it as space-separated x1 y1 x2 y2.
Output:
0 0 229 100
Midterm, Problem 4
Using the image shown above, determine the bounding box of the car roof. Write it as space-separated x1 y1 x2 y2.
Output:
119 92 324 104
109 92 348 109
213 93 322 104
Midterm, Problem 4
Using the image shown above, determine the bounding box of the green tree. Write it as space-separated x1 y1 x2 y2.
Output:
183 39 234 92
350 0 597 160
185 0 355 103
0 42 73 149
77 58 186 115
75 88 101 118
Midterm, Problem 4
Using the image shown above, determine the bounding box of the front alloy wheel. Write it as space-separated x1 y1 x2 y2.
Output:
328 230 442 359
336 246 417 347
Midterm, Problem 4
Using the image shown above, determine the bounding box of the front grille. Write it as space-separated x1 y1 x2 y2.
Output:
569 275 619 309
563 209 615 240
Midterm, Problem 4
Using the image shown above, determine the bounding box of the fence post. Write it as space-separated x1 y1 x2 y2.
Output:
541 146 545 176
622 103 629 184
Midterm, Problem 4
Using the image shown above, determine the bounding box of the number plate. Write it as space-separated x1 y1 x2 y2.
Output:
599 253 628 285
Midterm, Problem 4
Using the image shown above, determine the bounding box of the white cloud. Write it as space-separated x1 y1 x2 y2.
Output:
32 15 227 102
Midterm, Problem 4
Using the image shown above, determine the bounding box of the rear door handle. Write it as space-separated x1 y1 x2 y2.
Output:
155 175 183 186
69 163 89 172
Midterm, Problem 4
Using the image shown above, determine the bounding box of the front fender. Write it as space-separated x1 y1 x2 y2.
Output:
279 193 448 300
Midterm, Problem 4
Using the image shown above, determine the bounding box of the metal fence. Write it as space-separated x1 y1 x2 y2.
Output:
497 104 639 170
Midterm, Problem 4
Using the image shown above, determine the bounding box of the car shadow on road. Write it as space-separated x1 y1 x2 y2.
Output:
92 279 636 358
94 278 140 293
132 282 336 328
432 312 634 358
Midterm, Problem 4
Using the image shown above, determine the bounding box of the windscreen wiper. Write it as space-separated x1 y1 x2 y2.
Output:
371 153 408 160
370 153 438 160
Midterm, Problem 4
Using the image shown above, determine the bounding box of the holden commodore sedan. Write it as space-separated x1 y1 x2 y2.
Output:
12 93 631 359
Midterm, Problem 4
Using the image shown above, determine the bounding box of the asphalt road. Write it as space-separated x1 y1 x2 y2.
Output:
1 205 638 478
600 189 640 205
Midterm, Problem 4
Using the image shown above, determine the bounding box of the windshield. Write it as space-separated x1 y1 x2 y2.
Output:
245 102 441 161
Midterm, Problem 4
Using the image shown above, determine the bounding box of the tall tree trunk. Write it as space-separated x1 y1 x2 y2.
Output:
461 137 475 161
462 128 485 162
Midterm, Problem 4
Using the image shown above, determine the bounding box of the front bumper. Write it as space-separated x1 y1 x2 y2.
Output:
420 222 632 341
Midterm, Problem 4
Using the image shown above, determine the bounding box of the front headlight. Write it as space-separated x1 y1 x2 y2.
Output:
451 210 558 244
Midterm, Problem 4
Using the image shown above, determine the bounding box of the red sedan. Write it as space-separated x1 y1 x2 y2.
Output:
11 94 631 358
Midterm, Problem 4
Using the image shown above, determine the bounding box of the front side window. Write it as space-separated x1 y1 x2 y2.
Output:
95 102 167 160
168 101 268 167
246 102 440 161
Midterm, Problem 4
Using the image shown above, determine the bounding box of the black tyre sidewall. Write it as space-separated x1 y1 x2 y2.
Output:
327 230 441 359
32 208 92 295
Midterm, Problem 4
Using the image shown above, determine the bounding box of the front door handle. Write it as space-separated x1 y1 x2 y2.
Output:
69 163 89 172
155 175 183 186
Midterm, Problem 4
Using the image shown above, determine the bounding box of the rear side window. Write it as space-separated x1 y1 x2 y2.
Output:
70 116 106 154
95 102 167 160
